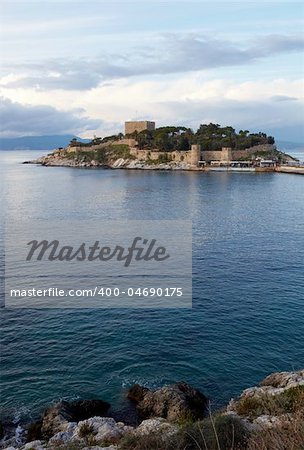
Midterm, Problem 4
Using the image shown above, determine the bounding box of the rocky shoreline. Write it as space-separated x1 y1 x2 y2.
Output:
1 370 303 450
24 155 196 171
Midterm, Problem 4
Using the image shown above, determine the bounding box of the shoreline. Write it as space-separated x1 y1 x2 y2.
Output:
24 158 304 175
1 370 303 450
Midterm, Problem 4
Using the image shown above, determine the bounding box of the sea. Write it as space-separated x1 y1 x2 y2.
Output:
0 150 303 424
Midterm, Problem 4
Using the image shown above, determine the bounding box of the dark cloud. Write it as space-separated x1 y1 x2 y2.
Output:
271 95 298 102
0 97 100 137
2 33 304 91
253 34 304 55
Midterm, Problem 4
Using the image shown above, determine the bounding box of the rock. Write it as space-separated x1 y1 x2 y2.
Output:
0 421 4 440
41 399 110 438
25 421 42 442
2 447 16 450
62 422 78 433
127 385 149 403
260 370 304 389
127 382 209 422
23 440 45 450
48 431 74 444
73 417 132 444
82 447 118 450
111 158 126 168
253 414 291 429
227 369 304 429
134 418 178 436
69 400 111 421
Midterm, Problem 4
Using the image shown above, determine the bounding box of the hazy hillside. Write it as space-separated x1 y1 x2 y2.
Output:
0 135 89 151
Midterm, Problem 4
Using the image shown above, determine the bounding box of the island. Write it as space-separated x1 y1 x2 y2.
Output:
26 122 303 174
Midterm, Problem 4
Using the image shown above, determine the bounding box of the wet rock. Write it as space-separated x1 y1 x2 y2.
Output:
127 385 149 403
41 399 110 438
127 382 209 422
69 400 111 422
25 421 42 442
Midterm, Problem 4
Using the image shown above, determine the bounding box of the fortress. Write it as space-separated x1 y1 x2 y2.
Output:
65 120 277 170
121 121 275 167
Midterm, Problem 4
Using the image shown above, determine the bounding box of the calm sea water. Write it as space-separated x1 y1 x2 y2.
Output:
0 150 303 422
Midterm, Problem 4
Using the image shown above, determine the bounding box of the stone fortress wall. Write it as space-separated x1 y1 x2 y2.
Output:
232 144 275 160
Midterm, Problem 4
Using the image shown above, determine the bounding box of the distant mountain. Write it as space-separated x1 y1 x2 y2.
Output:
0 135 90 150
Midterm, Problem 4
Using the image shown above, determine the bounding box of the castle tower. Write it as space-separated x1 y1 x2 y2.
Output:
125 121 155 135
221 147 232 162
190 144 201 167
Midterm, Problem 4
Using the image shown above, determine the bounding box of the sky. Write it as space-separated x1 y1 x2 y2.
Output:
0 2 304 142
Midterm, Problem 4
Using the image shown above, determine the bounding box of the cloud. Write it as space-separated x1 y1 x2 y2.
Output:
270 95 298 102
253 34 304 54
1 75 303 141
0 97 101 137
1 33 303 91
87 77 304 141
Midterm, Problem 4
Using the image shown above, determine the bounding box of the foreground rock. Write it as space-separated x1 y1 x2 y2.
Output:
227 369 304 429
41 399 110 438
133 417 178 437
1 372 303 450
25 155 193 171
127 381 209 422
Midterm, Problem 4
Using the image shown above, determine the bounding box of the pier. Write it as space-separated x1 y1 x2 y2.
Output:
275 166 304 175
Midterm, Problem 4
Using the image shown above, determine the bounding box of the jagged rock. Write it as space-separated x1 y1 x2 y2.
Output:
41 399 110 438
48 431 74 444
127 382 209 422
73 417 132 443
127 385 149 403
133 418 178 436
227 369 304 429
260 370 304 389
82 447 118 450
111 158 126 168
1 424 25 449
228 369 304 415
62 422 78 433
25 421 42 442
23 440 45 450
253 414 292 428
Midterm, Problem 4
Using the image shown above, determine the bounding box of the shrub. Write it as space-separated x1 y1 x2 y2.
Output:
247 409 304 450
119 414 248 450
236 386 304 419
179 414 249 450
76 422 97 446
77 422 95 438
